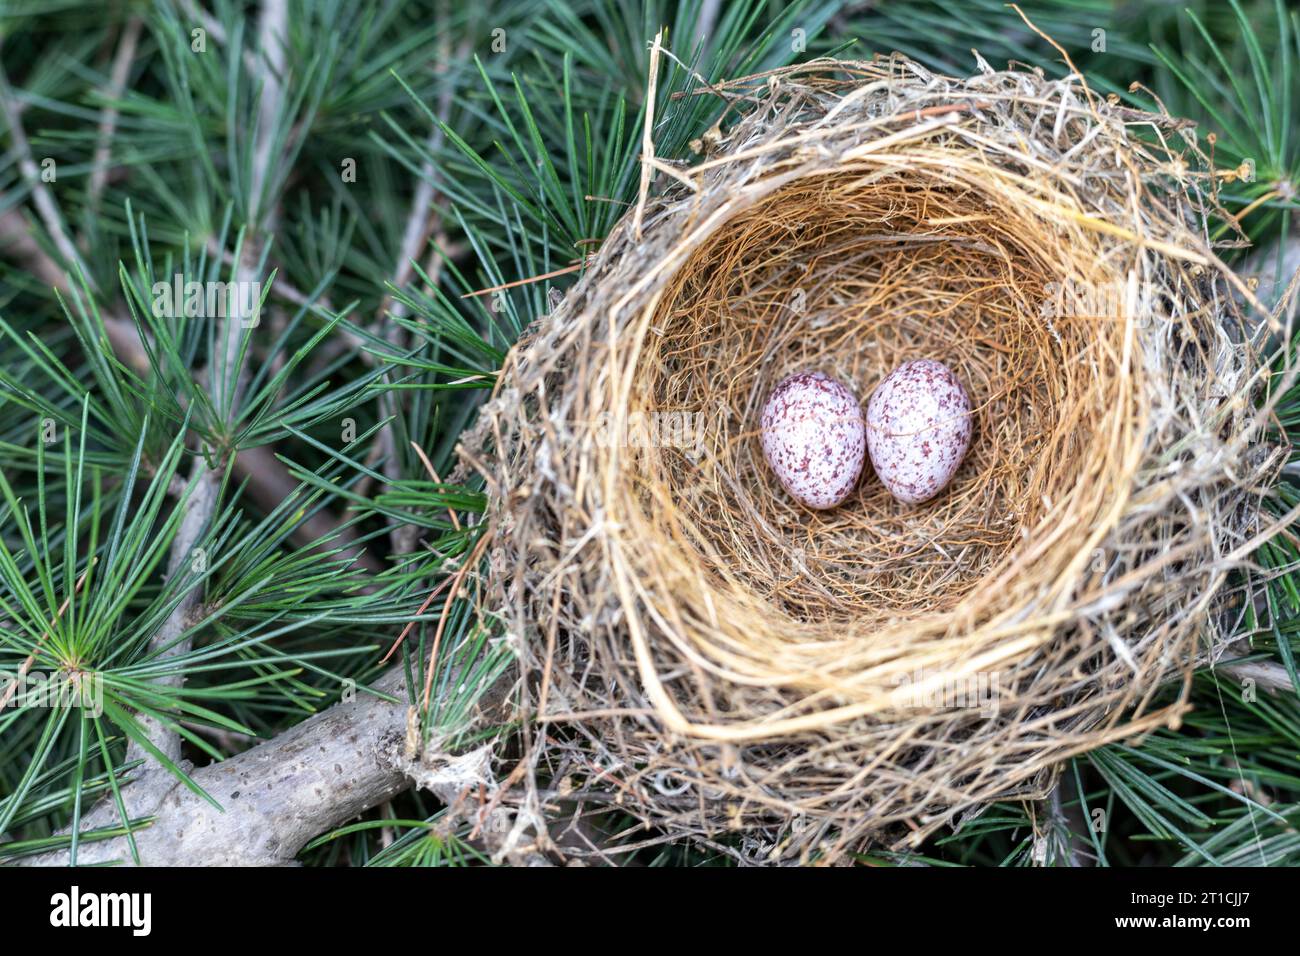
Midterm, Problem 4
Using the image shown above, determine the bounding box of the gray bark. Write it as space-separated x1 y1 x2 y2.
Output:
18 667 414 866
125 462 221 769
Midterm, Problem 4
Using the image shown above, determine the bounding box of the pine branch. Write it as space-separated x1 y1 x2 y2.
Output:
13 663 452 866
11 638 518 866
0 63 97 295
1030 778 1088 867
85 15 144 222
375 19 470 558
0 206 381 571
125 0 289 769
125 459 220 767
1219 658 1297 693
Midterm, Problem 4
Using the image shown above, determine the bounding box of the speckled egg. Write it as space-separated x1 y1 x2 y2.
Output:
760 371 866 510
866 359 972 505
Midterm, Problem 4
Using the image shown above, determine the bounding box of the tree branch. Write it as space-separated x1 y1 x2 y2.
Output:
127 0 287 765
375 28 468 556
0 205 382 572
0 64 98 291
126 461 221 767
12 660 526 866
17 665 416 866
86 15 144 221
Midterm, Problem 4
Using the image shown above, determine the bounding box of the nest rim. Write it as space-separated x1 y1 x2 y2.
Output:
469 55 1286 860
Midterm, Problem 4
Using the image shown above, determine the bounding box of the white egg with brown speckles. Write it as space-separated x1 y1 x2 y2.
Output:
866 360 972 505
760 371 866 510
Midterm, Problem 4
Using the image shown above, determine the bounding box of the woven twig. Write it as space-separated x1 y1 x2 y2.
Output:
463 55 1291 864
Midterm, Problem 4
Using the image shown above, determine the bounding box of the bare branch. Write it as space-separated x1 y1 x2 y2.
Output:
17 666 419 866
14 664 523 867
86 16 144 219
126 460 220 767
129 0 289 764
0 207 379 571
1218 659 1297 694
0 64 97 291
375 34 469 557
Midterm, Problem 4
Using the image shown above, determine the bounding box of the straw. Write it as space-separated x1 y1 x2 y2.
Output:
463 56 1286 863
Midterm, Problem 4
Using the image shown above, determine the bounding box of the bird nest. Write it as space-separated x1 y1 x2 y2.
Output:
462 55 1286 863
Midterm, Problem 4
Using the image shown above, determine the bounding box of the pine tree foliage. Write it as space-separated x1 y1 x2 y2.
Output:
0 0 1298 866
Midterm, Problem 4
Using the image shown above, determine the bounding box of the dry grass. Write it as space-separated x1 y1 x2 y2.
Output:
464 55 1290 863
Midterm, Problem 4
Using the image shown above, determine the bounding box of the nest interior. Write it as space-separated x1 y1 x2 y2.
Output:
645 170 1103 626
468 57 1280 863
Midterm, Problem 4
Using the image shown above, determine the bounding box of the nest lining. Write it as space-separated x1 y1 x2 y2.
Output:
641 171 1092 625
465 56 1285 863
